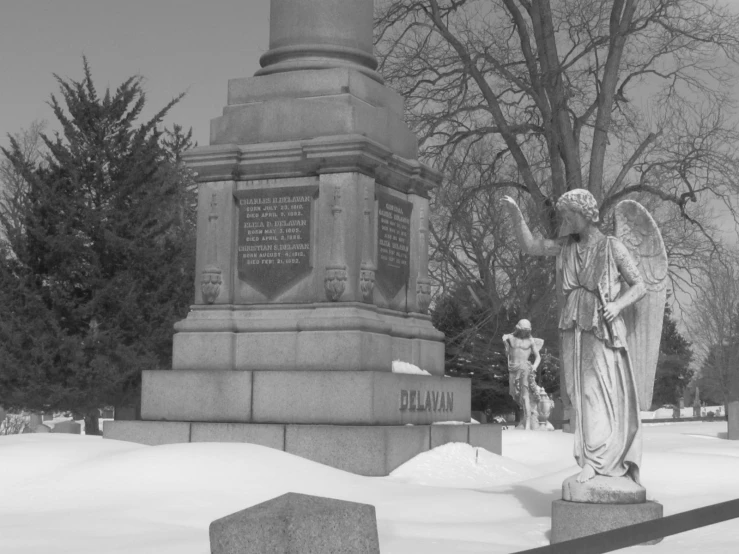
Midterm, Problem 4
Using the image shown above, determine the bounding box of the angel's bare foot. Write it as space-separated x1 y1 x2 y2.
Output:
576 464 596 483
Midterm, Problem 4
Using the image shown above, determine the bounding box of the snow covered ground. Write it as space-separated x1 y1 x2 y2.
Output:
1 421 737 553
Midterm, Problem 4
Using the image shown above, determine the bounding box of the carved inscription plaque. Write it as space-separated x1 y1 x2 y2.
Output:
376 192 412 299
235 186 318 299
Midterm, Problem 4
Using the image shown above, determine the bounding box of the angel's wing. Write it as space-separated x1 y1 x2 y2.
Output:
615 200 669 409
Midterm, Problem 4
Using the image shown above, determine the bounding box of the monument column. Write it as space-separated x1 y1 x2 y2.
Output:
256 0 382 83
102 0 493 476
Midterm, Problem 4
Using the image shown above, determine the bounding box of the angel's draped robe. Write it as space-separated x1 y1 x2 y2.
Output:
558 235 642 481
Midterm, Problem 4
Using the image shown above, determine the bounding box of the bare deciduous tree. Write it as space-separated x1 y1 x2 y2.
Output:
688 257 739 407
375 0 739 306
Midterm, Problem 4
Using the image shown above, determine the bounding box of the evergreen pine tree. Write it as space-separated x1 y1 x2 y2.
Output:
651 305 694 410
0 59 196 433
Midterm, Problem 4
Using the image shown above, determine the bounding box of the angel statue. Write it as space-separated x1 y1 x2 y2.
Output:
502 190 667 490
502 319 544 430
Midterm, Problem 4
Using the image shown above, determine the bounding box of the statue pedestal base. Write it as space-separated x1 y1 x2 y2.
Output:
562 474 646 504
551 499 663 544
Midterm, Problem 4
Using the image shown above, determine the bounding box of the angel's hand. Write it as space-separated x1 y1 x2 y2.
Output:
501 196 520 212
602 302 621 322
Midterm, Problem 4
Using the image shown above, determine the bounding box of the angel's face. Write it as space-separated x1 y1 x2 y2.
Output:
560 208 589 235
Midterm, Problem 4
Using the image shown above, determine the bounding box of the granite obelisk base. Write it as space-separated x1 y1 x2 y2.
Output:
104 420 501 476
102 0 481 476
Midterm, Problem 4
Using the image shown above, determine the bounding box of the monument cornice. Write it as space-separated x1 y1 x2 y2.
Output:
183 134 442 197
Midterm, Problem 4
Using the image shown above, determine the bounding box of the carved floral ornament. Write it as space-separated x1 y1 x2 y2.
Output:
359 183 376 302
201 193 222 304
416 205 431 314
324 184 348 301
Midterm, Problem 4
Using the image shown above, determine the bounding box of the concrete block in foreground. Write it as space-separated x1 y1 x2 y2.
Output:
210 492 380 554
551 499 663 544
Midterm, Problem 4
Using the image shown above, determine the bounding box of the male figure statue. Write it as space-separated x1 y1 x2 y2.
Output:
503 319 543 430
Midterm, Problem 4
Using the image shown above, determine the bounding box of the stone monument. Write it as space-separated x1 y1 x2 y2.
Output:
503 189 668 543
502 319 553 430
103 0 501 475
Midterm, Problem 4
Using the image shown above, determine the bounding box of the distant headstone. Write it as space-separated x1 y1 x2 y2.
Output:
51 420 81 434
562 407 575 434
34 424 51 433
728 401 739 440
42 412 54 421
210 492 380 554
114 405 138 421
28 413 44 430
549 397 565 430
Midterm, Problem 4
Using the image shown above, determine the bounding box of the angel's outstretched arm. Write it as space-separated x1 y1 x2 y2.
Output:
501 196 561 257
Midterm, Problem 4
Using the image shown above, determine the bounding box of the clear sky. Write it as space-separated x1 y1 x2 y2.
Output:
0 0 271 147
3 0 739 147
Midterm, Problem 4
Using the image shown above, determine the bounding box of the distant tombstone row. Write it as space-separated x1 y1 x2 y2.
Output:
2 406 120 435
25 414 81 434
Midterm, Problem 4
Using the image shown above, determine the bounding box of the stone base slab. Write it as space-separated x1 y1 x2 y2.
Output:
103 421 502 476
142 370 253 423
209 73 418 159
172 304 445 375
551 499 663 544
141 370 471 425
227 68 405 115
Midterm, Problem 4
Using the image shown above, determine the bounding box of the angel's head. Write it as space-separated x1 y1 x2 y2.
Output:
557 189 600 233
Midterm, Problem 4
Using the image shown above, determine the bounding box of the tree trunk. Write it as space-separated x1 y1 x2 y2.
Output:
84 411 101 436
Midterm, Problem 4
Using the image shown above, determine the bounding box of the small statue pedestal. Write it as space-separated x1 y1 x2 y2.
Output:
551 475 664 544
551 500 663 544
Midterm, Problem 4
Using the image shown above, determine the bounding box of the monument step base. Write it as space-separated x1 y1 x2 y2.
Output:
141 370 471 425
551 499 664 544
103 420 502 476
172 304 445 375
